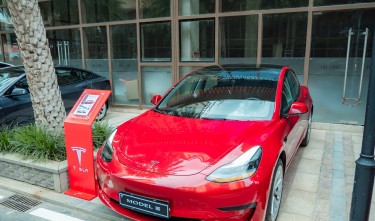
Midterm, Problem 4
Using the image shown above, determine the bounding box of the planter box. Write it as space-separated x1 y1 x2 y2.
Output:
0 153 69 193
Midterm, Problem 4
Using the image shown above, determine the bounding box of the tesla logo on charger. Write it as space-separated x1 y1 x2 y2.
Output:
71 147 89 173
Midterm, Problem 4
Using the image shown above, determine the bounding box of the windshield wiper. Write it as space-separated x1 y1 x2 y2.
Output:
200 117 228 121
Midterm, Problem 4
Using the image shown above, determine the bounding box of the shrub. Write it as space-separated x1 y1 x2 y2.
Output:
92 120 115 150
9 125 66 162
0 126 13 152
0 121 114 162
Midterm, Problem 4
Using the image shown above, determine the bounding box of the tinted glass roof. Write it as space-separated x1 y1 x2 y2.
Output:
190 64 283 82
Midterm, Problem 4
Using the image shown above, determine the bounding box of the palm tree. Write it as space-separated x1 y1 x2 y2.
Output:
6 0 66 130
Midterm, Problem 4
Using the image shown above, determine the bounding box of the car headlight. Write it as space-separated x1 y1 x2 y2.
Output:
206 146 262 183
100 129 117 162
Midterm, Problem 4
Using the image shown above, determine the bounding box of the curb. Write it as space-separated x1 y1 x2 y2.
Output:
0 176 131 221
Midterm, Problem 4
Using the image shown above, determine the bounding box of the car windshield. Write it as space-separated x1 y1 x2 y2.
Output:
0 70 24 92
156 67 279 121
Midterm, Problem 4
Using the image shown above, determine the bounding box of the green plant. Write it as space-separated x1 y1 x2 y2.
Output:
9 125 66 162
92 120 115 150
0 126 13 152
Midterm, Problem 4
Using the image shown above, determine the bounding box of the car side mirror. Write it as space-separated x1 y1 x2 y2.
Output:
151 95 162 105
9 88 28 96
288 102 308 115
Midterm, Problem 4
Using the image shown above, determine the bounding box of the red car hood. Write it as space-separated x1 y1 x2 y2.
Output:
116 110 271 176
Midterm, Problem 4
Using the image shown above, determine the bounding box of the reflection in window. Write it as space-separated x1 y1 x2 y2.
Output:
314 0 375 6
0 7 13 31
141 22 171 62
179 0 215 16
180 19 215 62
139 0 170 19
220 16 258 64
179 66 201 79
262 13 307 75
81 0 136 23
47 29 82 67
263 13 307 58
83 26 109 78
111 24 139 105
220 0 308 12
142 66 172 105
39 0 79 27
1 34 21 65
311 10 374 58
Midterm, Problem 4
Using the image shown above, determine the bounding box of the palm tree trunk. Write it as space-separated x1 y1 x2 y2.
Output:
6 0 66 130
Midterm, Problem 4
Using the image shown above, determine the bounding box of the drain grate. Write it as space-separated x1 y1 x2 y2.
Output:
0 194 42 212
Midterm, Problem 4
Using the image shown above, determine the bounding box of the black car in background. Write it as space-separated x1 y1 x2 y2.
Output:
0 66 110 126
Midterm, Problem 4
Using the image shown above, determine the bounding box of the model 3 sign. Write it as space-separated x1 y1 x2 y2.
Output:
119 192 170 219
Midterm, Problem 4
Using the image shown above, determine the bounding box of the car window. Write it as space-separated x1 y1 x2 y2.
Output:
281 74 294 114
56 69 84 85
286 70 300 101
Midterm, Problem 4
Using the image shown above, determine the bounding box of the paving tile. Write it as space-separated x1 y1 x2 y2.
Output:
310 129 326 141
277 212 313 221
351 134 363 144
302 148 324 161
305 140 325 149
291 172 319 193
285 190 316 217
296 159 322 175
313 212 330 221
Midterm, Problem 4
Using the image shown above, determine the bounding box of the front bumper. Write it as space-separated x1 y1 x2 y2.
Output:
96 149 270 221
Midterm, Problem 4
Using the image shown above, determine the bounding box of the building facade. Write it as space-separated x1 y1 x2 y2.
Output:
0 0 374 125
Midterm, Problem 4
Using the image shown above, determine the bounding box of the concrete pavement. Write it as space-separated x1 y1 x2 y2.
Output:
0 107 374 221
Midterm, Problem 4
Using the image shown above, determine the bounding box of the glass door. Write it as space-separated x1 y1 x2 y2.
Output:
309 9 374 125
342 27 369 107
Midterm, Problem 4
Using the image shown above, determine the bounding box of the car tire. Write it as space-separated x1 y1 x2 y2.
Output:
301 114 312 146
265 159 284 221
96 103 107 121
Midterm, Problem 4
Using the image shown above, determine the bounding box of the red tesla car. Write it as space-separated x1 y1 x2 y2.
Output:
96 64 313 221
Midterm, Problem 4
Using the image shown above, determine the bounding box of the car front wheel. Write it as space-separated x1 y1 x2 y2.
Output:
96 103 107 120
265 159 284 221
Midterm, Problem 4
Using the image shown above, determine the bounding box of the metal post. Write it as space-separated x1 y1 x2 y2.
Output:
349 26 375 221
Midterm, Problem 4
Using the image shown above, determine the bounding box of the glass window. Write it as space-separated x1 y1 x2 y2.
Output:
111 24 139 105
81 0 136 23
141 22 171 62
1 34 21 65
47 29 82 67
179 66 202 79
139 0 170 19
142 66 172 105
220 0 308 12
39 0 79 27
314 0 375 6
179 0 215 16
220 15 258 64
262 12 307 77
180 19 215 62
83 26 109 78
308 9 374 124
0 7 13 31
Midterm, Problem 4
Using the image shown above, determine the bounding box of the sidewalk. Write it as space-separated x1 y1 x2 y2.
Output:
0 107 374 221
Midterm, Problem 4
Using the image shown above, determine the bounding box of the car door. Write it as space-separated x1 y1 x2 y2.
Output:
281 70 305 164
0 76 33 125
